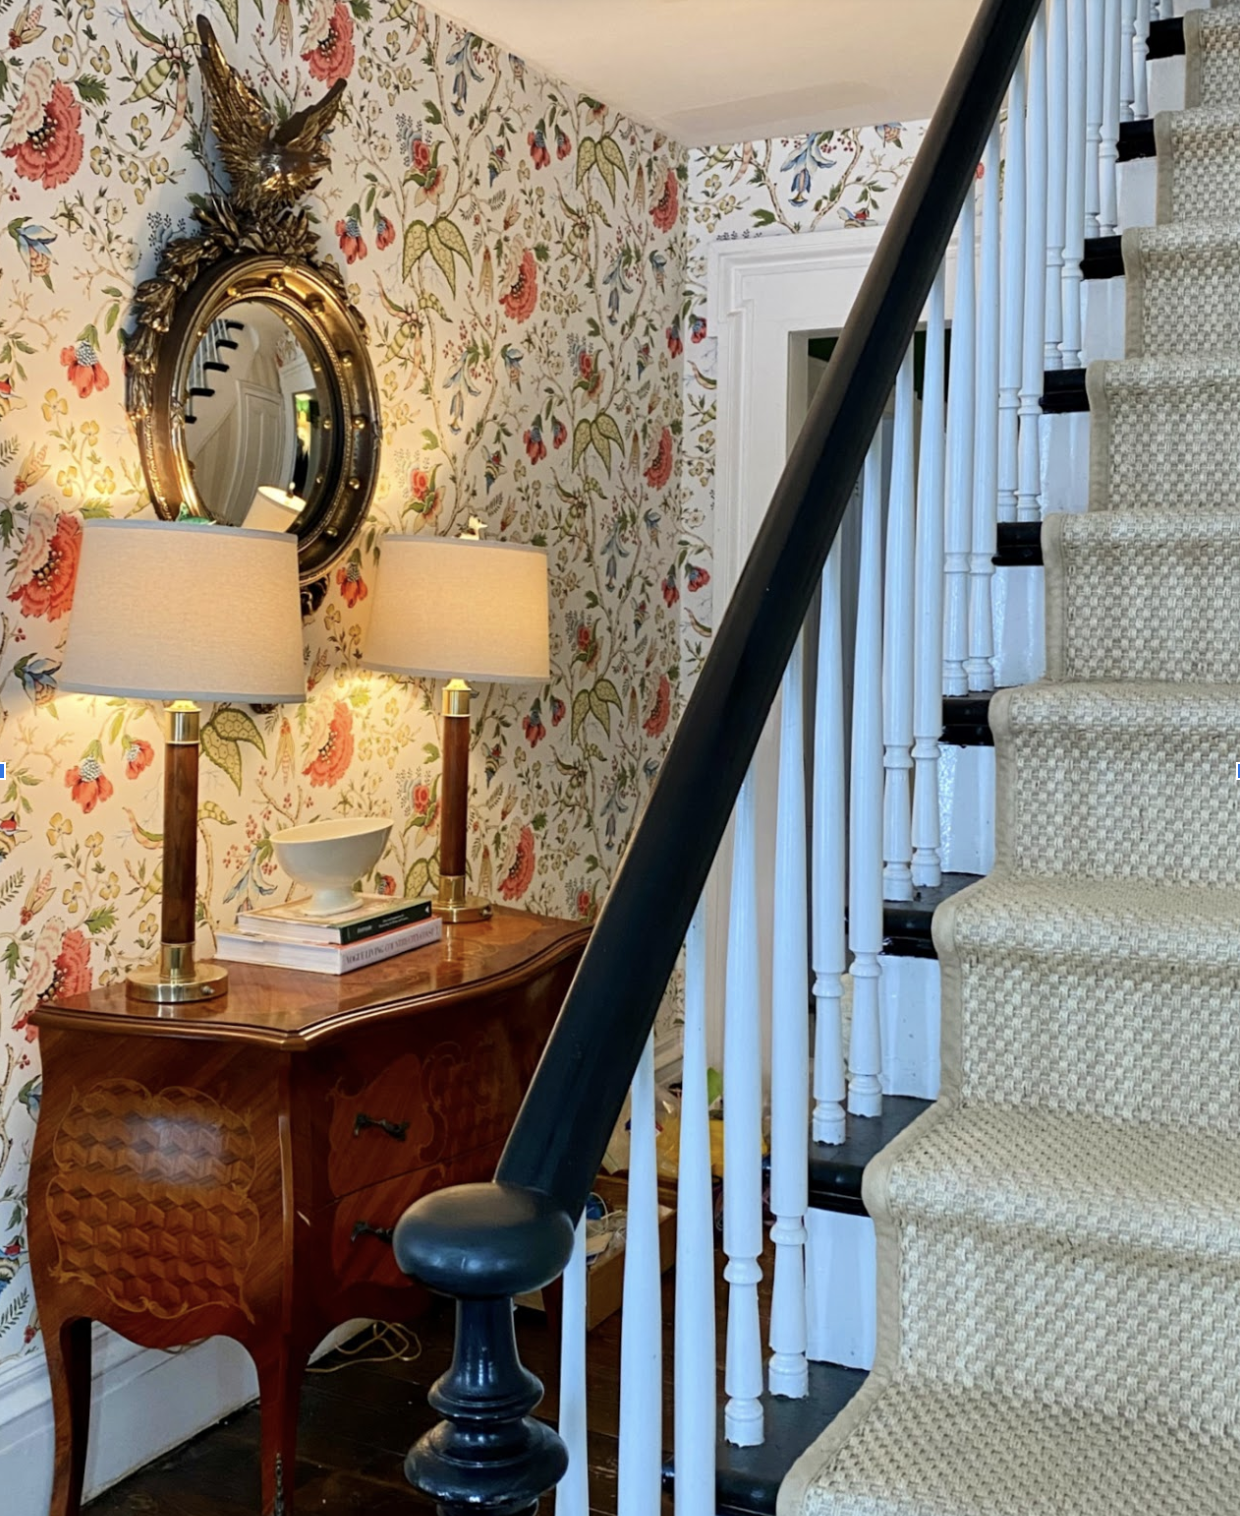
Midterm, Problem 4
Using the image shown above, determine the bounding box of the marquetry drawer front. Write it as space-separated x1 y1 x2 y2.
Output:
326 1028 530 1200
328 1126 511 1292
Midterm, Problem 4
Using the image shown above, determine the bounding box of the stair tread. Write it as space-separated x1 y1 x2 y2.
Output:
1117 117 1156 162
661 1362 867 1516
1146 15 1184 60
808 1098 933 1215
883 870 983 959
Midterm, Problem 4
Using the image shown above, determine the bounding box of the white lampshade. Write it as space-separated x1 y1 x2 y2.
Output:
364 536 549 683
59 519 307 704
244 486 304 533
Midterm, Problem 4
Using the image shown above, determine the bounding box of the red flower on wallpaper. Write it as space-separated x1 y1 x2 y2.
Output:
409 466 442 517
303 701 355 787
651 167 679 231
124 739 154 779
375 211 396 250
376 873 398 897
522 701 547 748
644 426 674 490
643 674 671 737
8 508 80 621
523 421 547 463
302 0 354 84
2 63 83 190
687 563 711 592
499 825 536 902
665 317 683 358
527 127 550 169
501 249 539 323
60 335 108 398
15 919 91 1038
555 125 572 160
335 212 367 264
336 553 368 607
576 889 593 920
662 568 679 608
65 755 113 813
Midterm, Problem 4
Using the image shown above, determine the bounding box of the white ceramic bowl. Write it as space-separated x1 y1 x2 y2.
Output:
272 817 393 917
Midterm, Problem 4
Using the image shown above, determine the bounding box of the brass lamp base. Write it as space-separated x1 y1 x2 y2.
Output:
127 941 229 1003
435 873 492 925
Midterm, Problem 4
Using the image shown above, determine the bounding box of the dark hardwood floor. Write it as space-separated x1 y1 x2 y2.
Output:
86 1241 717 1515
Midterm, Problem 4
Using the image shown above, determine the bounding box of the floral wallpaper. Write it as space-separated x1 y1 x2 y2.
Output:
677 126 927 676
0 0 687 1371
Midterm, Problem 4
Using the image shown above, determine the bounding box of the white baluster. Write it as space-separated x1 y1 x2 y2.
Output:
912 266 947 890
999 56 1027 524
1134 0 1151 121
675 899 716 1516
769 639 809 1401
969 121 1001 697
849 438 884 1121
1063 0 1088 370
618 1033 661 1513
943 186 975 697
1121 0 1137 121
1019 4 1048 524
723 770 764 1446
812 541 847 1146
1100 0 1121 236
1086 0 1104 238
558 1218 590 1516
1045 0 1067 372
882 347 917 902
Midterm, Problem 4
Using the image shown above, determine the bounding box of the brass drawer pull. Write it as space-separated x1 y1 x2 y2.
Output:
353 1112 409 1141
350 1220 395 1245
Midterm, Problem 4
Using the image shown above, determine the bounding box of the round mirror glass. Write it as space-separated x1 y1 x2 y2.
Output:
181 299 338 533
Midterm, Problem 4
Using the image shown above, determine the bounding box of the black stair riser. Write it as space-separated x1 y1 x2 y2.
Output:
882 870 984 961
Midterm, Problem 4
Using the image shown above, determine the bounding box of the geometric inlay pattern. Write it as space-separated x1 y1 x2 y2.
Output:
46 1079 260 1322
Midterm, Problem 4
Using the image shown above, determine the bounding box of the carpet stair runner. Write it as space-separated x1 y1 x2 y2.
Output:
781 9 1240 1513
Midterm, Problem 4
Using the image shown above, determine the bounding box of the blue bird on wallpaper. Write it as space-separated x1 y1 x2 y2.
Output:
781 134 836 205
649 248 667 291
602 251 632 325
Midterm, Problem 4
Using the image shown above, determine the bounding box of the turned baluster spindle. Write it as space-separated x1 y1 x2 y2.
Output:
882 345 917 902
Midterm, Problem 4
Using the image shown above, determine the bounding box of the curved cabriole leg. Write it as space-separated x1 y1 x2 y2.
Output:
394 1181 575 1515
46 1315 92 1516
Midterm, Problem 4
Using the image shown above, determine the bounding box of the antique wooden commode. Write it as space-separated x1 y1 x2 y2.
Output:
29 908 588 1515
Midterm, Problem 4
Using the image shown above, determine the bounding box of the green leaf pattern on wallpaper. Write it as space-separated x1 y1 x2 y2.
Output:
0 0 689 1367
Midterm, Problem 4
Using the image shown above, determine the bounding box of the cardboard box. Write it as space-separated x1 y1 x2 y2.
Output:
516 1173 677 1331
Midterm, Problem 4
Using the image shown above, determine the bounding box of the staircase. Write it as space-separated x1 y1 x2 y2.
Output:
384 3 1240 1515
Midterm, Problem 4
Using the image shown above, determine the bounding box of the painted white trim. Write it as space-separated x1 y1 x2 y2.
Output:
703 227 964 1070
0 1319 368 1510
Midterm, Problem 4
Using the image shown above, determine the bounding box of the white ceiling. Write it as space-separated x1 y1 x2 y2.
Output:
426 1 978 145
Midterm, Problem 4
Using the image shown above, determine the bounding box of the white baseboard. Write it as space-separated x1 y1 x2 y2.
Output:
0 1319 370 1514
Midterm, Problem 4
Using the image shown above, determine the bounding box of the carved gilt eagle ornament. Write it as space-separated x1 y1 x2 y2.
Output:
196 15 347 213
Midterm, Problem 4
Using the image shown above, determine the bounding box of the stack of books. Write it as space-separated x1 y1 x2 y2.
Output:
215 893 441 974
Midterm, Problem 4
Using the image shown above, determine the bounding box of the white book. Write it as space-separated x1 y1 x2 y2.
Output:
215 914 443 975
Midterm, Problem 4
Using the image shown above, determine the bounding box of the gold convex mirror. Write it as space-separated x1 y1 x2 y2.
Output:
126 17 380 594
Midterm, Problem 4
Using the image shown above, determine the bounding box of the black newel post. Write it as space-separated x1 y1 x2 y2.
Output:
394 1181 576 1515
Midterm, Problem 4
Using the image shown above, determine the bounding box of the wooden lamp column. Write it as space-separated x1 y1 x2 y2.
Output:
57 518 306 1002
363 534 550 923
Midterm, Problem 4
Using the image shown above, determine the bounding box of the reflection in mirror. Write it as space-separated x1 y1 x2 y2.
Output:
182 300 334 529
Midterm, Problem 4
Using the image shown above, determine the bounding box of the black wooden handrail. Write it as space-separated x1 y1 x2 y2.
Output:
394 1 1042 1508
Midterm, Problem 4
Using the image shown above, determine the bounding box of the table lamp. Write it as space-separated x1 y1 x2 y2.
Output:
364 534 549 922
57 519 306 1002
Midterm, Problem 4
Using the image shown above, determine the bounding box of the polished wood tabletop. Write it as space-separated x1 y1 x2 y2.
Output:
34 906 587 1049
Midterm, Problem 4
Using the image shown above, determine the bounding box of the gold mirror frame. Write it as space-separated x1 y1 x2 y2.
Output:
126 17 380 595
